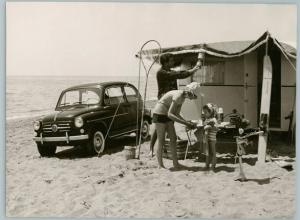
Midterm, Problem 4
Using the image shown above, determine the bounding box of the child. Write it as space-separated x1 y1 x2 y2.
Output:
202 103 219 171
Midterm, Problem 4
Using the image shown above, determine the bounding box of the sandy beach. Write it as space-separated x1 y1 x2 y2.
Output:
6 117 295 218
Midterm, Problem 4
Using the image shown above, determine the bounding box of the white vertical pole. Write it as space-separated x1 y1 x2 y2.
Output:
257 34 273 165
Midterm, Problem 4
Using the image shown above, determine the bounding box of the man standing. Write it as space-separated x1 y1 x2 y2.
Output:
149 53 201 156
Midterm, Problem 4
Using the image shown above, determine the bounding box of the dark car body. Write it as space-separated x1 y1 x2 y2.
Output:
33 81 151 156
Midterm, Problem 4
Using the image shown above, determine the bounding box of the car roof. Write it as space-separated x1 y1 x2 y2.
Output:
64 81 135 91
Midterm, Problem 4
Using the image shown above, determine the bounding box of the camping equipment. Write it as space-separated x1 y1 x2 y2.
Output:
137 31 296 163
163 139 189 160
218 107 224 122
234 129 263 181
136 40 161 159
124 146 136 160
185 129 193 160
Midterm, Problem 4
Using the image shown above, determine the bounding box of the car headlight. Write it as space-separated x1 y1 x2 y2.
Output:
75 117 84 128
33 121 41 131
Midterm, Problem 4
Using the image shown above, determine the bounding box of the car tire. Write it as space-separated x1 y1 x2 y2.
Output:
37 143 57 157
138 119 150 141
87 130 106 155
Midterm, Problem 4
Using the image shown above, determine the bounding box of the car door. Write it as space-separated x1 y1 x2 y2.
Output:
103 85 131 135
123 85 140 131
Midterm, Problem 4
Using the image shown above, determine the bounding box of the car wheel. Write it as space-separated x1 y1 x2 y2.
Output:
37 143 57 157
87 130 106 155
139 119 150 140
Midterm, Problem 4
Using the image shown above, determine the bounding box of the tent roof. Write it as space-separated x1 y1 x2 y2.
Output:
138 31 296 61
207 40 296 56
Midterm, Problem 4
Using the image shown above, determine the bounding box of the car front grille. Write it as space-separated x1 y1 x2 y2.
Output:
42 121 72 133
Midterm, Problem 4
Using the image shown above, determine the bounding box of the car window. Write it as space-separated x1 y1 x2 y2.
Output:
104 86 125 105
124 86 138 102
82 90 100 104
60 90 80 106
58 89 101 108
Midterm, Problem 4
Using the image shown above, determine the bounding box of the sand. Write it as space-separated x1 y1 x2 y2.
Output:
6 117 295 218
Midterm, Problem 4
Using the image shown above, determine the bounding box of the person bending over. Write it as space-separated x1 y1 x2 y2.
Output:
152 82 200 169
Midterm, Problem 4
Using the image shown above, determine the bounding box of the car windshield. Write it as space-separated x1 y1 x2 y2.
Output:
58 88 100 108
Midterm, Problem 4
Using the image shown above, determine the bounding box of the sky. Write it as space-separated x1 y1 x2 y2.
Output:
6 2 297 76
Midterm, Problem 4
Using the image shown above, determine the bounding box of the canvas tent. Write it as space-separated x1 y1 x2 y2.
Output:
138 31 296 60
138 31 296 134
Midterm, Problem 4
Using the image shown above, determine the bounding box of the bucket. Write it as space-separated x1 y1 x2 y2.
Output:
163 139 188 160
124 146 136 160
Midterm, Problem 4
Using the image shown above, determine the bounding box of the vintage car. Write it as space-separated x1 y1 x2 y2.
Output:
33 81 152 157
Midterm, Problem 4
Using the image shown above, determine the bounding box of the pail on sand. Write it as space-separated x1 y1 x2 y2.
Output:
124 146 136 160
163 139 188 160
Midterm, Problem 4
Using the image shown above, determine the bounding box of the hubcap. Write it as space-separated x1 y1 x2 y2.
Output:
93 131 105 153
141 121 149 138
142 124 148 133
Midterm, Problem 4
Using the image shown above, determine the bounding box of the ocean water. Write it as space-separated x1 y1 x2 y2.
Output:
6 75 158 120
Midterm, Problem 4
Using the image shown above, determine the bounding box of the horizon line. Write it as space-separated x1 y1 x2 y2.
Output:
6 74 141 77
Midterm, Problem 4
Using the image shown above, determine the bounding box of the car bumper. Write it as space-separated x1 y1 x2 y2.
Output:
33 134 89 144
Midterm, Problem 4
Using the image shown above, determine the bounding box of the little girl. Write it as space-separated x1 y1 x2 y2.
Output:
202 103 219 171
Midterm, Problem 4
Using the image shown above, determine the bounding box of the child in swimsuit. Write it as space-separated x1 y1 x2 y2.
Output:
202 103 219 171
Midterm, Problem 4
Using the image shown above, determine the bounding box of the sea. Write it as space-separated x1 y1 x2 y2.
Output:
6 75 158 121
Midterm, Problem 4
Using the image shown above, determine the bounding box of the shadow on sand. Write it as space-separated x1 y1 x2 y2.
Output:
235 176 281 185
194 153 256 166
216 156 257 166
217 138 295 158
55 135 139 159
169 164 235 173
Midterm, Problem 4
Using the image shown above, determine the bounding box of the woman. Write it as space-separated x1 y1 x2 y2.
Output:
152 82 201 169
